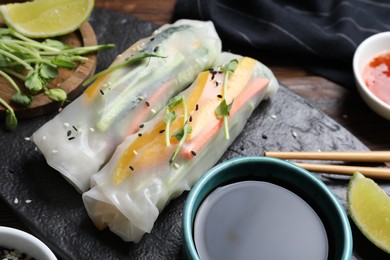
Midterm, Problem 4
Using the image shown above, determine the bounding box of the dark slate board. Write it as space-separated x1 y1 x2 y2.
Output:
0 8 389 260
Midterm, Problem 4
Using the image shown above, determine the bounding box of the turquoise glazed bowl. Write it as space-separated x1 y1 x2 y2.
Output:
182 156 352 260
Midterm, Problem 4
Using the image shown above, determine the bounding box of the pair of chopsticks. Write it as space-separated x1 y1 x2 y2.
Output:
264 151 390 180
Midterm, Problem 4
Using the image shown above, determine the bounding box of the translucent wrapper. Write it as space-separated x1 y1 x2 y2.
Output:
32 20 221 192
83 52 279 242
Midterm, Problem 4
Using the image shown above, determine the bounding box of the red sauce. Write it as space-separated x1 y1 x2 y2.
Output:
363 51 390 105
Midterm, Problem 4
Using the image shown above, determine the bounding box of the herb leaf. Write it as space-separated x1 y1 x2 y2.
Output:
169 123 192 164
215 99 233 118
11 92 32 106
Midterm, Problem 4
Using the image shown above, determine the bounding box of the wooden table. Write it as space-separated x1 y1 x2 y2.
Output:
1 0 389 253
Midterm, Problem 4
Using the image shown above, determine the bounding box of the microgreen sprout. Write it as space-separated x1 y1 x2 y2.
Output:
82 52 165 86
215 59 238 140
0 26 114 130
166 95 190 165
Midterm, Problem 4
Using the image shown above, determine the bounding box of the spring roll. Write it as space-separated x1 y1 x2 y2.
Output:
32 20 221 192
82 52 279 242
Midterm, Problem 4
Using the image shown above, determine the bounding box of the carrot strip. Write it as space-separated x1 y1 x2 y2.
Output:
182 78 269 159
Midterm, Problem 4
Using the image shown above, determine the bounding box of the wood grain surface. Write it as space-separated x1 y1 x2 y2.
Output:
0 0 389 253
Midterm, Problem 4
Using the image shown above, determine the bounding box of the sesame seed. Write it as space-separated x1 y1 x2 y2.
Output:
64 122 70 127
100 89 105 95
52 150 58 154
68 137 75 141
89 128 95 132
174 163 180 169
14 198 18 204
191 150 197 156
24 137 30 141
159 129 165 133
271 114 277 119
217 94 223 98
145 101 150 107
151 109 157 114
189 116 192 122
139 124 144 128
25 199 32 204
129 166 134 171
133 150 138 155
67 130 72 137
195 104 199 111
292 131 298 138
138 133 143 137
72 126 78 131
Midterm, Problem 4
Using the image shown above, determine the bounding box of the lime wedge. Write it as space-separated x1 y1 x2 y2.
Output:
0 0 94 38
347 172 390 254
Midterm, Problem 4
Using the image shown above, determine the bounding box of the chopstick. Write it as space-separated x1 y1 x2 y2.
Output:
264 151 390 162
294 163 390 180
264 151 390 180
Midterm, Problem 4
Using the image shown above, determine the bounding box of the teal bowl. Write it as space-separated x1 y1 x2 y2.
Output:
182 156 352 260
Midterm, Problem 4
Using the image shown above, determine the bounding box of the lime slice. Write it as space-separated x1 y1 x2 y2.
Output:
0 0 94 38
347 172 390 254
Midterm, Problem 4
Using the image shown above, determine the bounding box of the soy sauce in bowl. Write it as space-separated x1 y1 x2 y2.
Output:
193 181 329 260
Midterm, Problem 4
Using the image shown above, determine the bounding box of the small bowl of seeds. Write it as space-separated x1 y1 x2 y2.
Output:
0 226 56 260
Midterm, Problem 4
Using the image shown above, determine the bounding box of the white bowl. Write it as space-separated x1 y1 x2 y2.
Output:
353 31 390 120
0 226 56 260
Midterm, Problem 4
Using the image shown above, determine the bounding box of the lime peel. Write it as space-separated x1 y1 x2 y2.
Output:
347 171 390 254
0 0 94 38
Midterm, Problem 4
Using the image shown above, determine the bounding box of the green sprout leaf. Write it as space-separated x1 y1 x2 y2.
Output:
25 69 44 94
39 63 58 81
11 92 32 107
5 109 17 131
169 123 192 164
215 99 233 118
45 88 67 104
167 95 183 109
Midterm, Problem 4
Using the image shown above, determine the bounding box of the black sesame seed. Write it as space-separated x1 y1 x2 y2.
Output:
189 115 193 122
262 134 268 139
159 129 165 133
195 104 199 111
145 101 150 107
150 37 155 41
100 89 104 95
139 124 144 128
72 126 78 131
153 46 159 52
67 130 72 137
138 133 143 137
217 94 223 98
68 137 75 141
191 150 197 156
129 166 134 171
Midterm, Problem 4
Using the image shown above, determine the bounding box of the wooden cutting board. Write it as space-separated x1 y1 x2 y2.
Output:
0 22 97 119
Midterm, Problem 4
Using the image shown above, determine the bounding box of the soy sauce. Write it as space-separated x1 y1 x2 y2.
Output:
194 181 329 260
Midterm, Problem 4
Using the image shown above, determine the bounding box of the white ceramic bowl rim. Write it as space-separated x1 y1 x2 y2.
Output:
353 31 390 113
0 226 57 260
